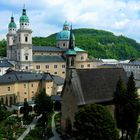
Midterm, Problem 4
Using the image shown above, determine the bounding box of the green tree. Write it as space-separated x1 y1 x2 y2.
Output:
114 77 126 138
23 99 29 120
35 89 53 126
124 72 140 140
114 73 140 140
35 89 53 114
74 104 119 140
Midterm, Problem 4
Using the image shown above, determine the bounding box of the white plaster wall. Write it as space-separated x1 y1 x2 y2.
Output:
0 67 9 76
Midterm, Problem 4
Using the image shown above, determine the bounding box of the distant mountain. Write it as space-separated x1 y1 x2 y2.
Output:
33 28 140 59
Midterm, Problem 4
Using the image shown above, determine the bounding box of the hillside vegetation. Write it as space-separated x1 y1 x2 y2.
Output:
33 28 140 59
1 28 140 59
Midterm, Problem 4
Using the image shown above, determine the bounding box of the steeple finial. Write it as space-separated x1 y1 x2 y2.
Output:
22 4 26 15
68 24 74 50
23 3 25 9
11 13 14 22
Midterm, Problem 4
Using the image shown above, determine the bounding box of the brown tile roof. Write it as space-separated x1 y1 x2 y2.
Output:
75 68 127 105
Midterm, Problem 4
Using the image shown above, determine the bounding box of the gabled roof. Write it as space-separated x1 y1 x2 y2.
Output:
33 46 62 52
70 68 127 105
0 60 13 68
33 55 65 62
52 75 65 85
0 71 53 84
33 46 86 53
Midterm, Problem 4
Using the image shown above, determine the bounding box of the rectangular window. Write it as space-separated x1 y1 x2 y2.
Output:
25 56 28 60
62 64 65 68
54 65 57 68
36 65 40 69
87 64 90 67
8 87 10 91
46 65 49 69
31 84 33 87
54 72 57 74
24 84 26 88
81 56 84 60
81 65 84 68
25 66 28 70
25 36 28 42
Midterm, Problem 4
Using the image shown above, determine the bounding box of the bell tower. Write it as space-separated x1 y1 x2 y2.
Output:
16 5 32 70
6 14 17 60
66 25 76 69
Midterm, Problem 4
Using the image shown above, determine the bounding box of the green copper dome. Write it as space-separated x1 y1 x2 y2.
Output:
20 8 29 23
8 16 17 28
56 30 75 41
20 15 29 23
8 22 17 28
65 49 76 55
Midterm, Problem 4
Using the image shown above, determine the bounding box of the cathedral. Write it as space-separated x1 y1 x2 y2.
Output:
7 6 93 78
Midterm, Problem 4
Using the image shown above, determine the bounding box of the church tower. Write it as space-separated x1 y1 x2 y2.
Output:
16 5 32 70
6 15 17 60
66 25 76 69
56 21 75 48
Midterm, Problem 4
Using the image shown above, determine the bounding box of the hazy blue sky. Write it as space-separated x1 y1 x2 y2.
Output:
0 0 140 41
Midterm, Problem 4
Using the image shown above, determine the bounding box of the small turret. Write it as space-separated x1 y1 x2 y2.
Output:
8 14 17 34
19 5 29 29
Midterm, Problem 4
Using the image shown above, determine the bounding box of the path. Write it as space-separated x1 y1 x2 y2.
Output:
17 114 42 140
49 112 61 140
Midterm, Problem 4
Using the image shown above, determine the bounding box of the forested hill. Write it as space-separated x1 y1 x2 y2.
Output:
33 28 140 59
0 28 140 59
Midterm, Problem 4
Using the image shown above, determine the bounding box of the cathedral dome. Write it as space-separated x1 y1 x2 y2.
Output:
8 21 17 28
56 30 75 41
8 16 17 28
20 15 29 23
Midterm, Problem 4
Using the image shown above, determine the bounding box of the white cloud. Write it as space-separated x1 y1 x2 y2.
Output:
1 0 140 41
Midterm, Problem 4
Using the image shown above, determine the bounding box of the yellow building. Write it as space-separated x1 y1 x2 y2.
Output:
0 70 64 106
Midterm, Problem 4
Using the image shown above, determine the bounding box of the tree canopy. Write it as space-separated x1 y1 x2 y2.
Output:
74 104 119 140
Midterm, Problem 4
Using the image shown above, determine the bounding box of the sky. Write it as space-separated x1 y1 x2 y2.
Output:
0 0 140 42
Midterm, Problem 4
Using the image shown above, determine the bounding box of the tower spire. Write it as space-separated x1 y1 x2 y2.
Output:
69 25 74 50
23 3 25 9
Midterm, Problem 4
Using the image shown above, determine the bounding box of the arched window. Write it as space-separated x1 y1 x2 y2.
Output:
25 36 28 42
